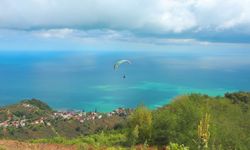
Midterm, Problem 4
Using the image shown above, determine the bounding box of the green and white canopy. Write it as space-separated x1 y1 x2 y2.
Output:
114 59 131 71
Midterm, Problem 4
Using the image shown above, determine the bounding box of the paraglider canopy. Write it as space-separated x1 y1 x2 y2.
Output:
114 59 131 79
114 59 131 71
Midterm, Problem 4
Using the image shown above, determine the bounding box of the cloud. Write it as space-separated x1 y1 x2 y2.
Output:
32 28 133 41
31 28 248 46
34 28 75 38
0 0 250 36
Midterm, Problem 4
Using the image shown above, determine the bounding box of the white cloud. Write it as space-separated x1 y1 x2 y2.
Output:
1 27 249 51
32 28 135 43
31 28 211 45
34 28 75 38
0 0 250 34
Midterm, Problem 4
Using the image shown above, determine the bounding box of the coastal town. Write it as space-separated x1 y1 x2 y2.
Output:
0 102 131 129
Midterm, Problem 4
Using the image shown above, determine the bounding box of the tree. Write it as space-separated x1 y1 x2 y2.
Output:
127 105 152 144
127 125 139 146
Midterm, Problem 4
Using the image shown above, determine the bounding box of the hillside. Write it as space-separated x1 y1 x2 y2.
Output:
0 99 52 122
0 92 250 149
0 99 130 140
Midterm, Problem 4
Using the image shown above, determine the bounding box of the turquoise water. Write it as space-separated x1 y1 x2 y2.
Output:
0 45 250 112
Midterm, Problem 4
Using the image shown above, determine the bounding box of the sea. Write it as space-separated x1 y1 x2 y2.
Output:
0 44 250 112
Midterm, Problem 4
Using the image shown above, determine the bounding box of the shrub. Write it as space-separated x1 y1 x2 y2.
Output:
127 105 152 144
166 142 189 150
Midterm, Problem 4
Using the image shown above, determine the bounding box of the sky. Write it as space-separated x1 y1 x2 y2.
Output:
0 0 250 51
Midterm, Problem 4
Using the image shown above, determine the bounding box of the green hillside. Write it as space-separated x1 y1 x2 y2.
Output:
0 99 52 122
0 99 128 140
1 92 250 149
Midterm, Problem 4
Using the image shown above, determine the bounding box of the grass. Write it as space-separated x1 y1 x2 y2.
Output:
30 131 127 148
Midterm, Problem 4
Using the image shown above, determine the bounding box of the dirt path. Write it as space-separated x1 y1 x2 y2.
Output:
0 140 77 150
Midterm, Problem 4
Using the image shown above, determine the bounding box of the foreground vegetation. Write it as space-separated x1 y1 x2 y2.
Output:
1 92 250 149
125 92 250 149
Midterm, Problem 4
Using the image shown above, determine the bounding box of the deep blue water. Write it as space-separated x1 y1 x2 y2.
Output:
0 45 250 112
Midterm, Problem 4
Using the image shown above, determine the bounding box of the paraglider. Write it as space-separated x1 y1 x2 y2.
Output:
114 59 131 79
114 59 131 71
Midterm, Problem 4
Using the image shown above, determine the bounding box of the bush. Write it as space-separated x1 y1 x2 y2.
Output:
127 105 152 144
166 142 189 150
30 131 127 147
